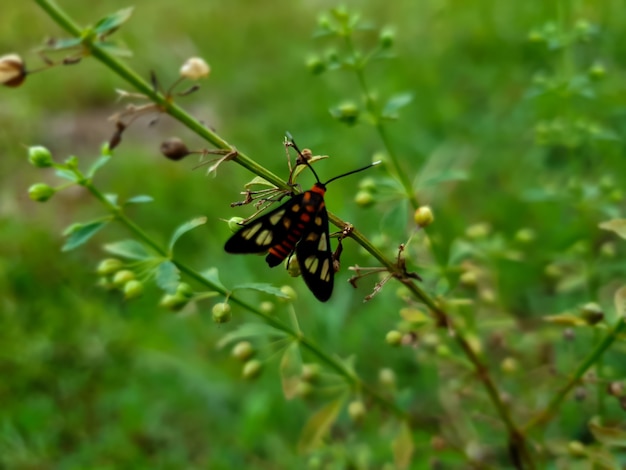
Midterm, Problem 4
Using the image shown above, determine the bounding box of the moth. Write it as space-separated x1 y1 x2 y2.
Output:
225 138 379 302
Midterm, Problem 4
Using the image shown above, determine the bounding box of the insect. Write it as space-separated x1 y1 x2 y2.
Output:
225 138 379 302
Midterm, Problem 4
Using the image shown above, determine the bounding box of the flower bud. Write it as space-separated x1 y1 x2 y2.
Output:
607 381 624 397
306 56 326 75
278 285 297 302
0 53 27 87
242 359 263 380
347 400 366 422
378 368 396 387
354 190 375 208
28 183 55 202
28 146 53 168
212 302 232 323
466 222 490 239
160 137 191 161
96 258 124 276
567 441 586 457
180 57 210 80
500 357 518 374
385 330 402 346
160 293 189 311
301 363 321 383
112 269 135 287
332 102 360 126
232 341 254 361
123 279 144 299
227 217 245 233
459 270 478 287
580 302 603 325
588 62 606 80
514 228 535 244
414 206 434 228
379 29 395 48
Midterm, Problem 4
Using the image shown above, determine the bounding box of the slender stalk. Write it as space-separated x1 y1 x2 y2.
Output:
523 317 626 432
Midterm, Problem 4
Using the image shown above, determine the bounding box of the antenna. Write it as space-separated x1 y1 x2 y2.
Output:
285 132 381 186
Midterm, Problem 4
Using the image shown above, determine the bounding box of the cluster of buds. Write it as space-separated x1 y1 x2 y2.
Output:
96 258 144 299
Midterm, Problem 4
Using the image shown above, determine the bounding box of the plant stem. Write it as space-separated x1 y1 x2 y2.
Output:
523 317 626 432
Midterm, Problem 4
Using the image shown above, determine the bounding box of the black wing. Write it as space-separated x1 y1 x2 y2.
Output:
295 203 334 302
224 195 302 254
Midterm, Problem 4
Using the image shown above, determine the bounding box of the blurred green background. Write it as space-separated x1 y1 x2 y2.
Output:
2 0 626 468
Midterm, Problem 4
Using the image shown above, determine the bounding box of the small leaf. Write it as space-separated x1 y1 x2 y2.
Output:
44 38 82 51
292 155 329 181
543 312 586 327
55 168 78 182
614 286 626 320
201 267 226 292
62 220 109 251
599 219 626 240
217 323 287 349
392 421 414 470
244 176 277 189
87 154 111 178
233 283 290 298
156 260 179 294
97 43 133 58
104 193 118 205
589 417 626 447
104 240 151 260
297 396 345 453
169 217 207 252
382 92 414 118
93 7 134 35
448 239 478 265
126 195 154 205
418 169 468 188
399 308 430 325
380 199 409 236
280 342 302 400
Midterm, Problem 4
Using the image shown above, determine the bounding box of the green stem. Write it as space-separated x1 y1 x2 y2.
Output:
523 317 626 433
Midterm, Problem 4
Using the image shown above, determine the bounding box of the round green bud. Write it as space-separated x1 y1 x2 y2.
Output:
588 62 606 80
567 441 586 457
607 381 624 397
385 330 402 346
378 368 396 387
228 217 245 233
334 102 360 126
28 146 53 168
435 344 451 358
176 282 194 298
123 279 144 299
354 190 375 208
306 56 326 75
286 255 301 277
97 276 115 290
527 29 544 43
347 400 366 422
514 228 536 244
459 270 478 287
600 242 616 258
159 293 189 311
379 29 395 48
28 183 55 202
414 206 434 228
301 363 321 382
232 341 254 361
212 302 232 324
278 285 297 302
500 357 518 374
112 269 135 287
465 222 490 239
358 177 377 192
295 381 313 398
317 14 331 30
580 302 603 325
544 263 563 279
325 49 340 64
609 189 623 202
96 258 124 276
259 301 275 314
242 359 263 380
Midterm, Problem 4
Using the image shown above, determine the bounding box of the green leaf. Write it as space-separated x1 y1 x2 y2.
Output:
589 417 626 447
543 312 586 327
126 195 154 205
244 176 277 189
217 323 287 349
201 267 226 292
97 43 133 58
382 92 414 119
448 239 477 265
87 154 111 178
104 193 119 205
232 283 290 298
93 7 134 35
156 260 179 294
614 286 626 320
104 240 151 260
599 219 626 240
417 169 468 188
280 342 302 400
392 421 414 470
380 199 408 236
292 155 329 181
169 217 207 252
62 220 109 251
44 37 82 51
55 168 78 182
297 396 345 453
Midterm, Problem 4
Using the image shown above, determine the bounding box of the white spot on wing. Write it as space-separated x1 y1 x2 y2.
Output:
320 259 330 281
243 223 262 239
269 209 285 225
318 233 328 251
256 229 273 245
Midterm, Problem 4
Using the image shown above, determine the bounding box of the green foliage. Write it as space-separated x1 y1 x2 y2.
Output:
3 0 626 468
